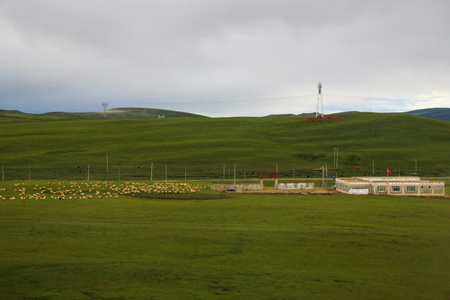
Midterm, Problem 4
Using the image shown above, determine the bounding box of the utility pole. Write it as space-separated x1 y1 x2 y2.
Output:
334 147 336 167
322 166 325 187
336 148 339 168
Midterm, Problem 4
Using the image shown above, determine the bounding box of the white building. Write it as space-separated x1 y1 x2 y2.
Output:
336 177 445 197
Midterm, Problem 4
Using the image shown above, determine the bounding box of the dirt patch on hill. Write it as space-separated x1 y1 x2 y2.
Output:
301 115 342 122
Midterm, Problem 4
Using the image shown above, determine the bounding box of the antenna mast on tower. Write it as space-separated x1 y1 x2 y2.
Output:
315 82 324 118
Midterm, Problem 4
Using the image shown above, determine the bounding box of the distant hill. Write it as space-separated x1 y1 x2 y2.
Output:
2 107 449 121
267 108 449 121
43 107 206 119
0 109 41 121
0 109 24 114
266 111 360 118
405 108 450 121
0 107 206 120
266 113 316 117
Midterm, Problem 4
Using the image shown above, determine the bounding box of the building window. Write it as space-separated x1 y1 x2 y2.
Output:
392 186 401 192
437 186 441 189
377 186 387 192
406 186 416 192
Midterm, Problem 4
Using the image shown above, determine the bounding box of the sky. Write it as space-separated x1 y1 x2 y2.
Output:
1 0 449 117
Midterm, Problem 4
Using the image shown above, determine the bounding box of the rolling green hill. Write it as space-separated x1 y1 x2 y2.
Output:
0 109 43 121
0 112 449 179
42 107 206 119
0 107 205 120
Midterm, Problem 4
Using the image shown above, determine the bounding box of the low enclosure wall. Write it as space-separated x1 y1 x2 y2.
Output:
210 182 314 192
210 183 264 192
277 183 314 190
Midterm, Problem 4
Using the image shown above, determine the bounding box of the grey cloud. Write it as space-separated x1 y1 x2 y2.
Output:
0 0 449 116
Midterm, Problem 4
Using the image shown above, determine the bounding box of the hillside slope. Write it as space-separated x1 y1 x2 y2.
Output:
0 112 448 178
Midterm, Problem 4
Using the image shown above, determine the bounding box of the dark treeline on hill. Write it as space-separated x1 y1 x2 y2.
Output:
0 111 449 179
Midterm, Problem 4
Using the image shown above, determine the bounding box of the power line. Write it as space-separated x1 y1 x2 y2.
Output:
110 94 316 106
107 93 431 108
326 94 417 102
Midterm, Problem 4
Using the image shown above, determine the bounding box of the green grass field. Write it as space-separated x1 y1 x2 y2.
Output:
0 180 449 299
0 112 449 180
0 112 448 298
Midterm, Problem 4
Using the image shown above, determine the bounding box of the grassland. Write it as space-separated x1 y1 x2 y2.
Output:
0 180 449 299
0 112 449 180
0 111 448 298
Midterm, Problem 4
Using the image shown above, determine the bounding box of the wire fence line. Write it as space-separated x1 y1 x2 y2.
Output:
0 164 448 182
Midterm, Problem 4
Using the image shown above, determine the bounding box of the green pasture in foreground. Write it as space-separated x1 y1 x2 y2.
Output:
0 180 449 299
0 112 449 179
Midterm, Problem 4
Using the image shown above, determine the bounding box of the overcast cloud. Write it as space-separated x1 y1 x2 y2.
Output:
1 0 449 116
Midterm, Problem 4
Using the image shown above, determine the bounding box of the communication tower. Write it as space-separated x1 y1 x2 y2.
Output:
102 102 108 118
315 82 324 118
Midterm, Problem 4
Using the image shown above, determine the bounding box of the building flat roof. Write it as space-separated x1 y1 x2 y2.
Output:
336 177 443 185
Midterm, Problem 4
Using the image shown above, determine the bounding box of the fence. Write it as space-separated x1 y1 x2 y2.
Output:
0 164 448 182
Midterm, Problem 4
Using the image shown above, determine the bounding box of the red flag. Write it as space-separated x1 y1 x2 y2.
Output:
387 169 392 174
